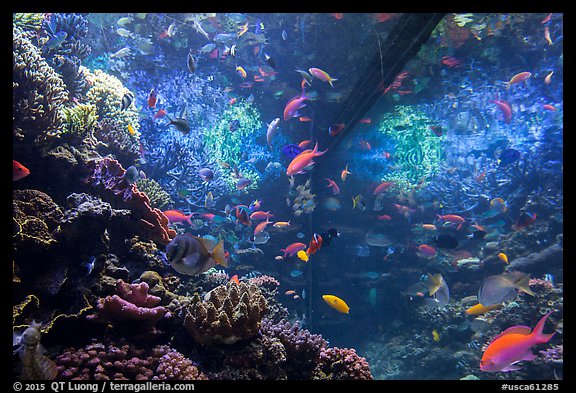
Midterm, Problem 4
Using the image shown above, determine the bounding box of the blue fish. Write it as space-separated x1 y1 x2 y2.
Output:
290 270 304 278
498 148 521 167
44 31 68 51
282 144 304 160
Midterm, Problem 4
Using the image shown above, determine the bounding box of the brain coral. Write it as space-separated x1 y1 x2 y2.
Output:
184 281 268 345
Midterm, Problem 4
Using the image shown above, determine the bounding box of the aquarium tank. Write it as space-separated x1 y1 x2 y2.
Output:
13 12 563 382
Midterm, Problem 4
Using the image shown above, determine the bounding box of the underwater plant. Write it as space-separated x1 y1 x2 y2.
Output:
377 105 444 190
61 103 98 137
135 178 173 210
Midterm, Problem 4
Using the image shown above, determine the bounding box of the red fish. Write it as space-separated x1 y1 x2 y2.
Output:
374 181 394 195
541 13 552 24
299 116 313 122
359 140 372 151
286 142 327 176
331 13 344 20
283 87 310 121
512 212 537 231
235 206 251 226
492 100 512 123
307 233 323 255
13 160 30 181
324 178 340 195
441 56 463 68
147 89 157 108
298 139 314 149
543 104 556 112
418 244 437 258
377 214 392 221
480 312 555 372
229 274 240 284
229 97 237 105
153 109 167 119
281 242 307 257
359 118 372 124
374 13 397 23
163 210 193 225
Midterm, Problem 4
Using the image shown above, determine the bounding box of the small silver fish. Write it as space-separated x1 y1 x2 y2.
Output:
83 256 96 276
123 165 139 185
187 49 196 73
110 47 131 59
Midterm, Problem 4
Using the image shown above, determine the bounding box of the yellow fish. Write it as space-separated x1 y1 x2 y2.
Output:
322 294 349 314
432 329 440 342
465 303 503 315
273 221 291 228
352 194 366 211
127 124 136 136
236 66 247 79
297 250 309 262
497 252 509 264
237 22 249 37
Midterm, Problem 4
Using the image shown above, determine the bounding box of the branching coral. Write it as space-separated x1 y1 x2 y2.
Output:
61 103 98 137
184 281 268 345
313 347 374 380
377 105 444 190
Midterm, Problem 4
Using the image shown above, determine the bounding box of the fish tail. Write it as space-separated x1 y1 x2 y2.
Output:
532 312 556 344
329 78 338 87
185 215 193 226
211 239 228 267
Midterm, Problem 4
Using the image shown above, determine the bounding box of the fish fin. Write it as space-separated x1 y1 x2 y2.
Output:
211 239 227 267
501 363 522 372
186 215 193 226
491 326 532 342
532 312 556 343
328 78 338 87
516 274 536 297
518 351 537 362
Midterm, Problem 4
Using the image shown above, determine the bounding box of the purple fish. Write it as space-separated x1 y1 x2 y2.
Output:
282 144 304 160
199 168 214 182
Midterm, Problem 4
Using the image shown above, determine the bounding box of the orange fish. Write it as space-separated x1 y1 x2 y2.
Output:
162 210 193 225
298 139 314 149
331 13 344 20
229 274 240 284
465 303 502 315
541 13 552 24
153 109 167 119
543 104 556 112
13 160 30 181
250 211 274 221
341 164 351 181
480 312 556 372
544 26 553 46
418 244 437 258
377 214 392 221
422 224 438 231
286 142 327 176
359 118 372 124
373 181 394 195
299 116 313 122
254 219 272 235
505 72 531 88
306 233 323 255
436 214 465 224
544 71 553 85
285 290 296 295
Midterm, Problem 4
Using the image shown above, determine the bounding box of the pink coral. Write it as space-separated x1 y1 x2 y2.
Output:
87 279 167 325
86 157 176 244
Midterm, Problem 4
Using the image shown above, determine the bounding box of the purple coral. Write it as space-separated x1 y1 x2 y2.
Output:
87 279 168 325
313 346 374 380
260 318 327 379
55 341 207 380
248 274 280 292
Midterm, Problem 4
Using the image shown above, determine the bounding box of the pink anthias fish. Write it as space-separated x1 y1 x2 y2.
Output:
492 100 512 124
283 87 310 121
163 210 194 225
480 312 556 372
280 242 307 258
308 67 338 87
324 178 340 195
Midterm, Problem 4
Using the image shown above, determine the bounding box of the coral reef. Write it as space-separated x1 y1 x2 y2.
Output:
13 189 64 252
313 346 374 380
87 157 176 245
61 103 98 138
184 281 268 345
135 178 173 210
377 105 444 190
87 279 168 331
13 26 68 146
260 318 327 379
55 341 207 380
